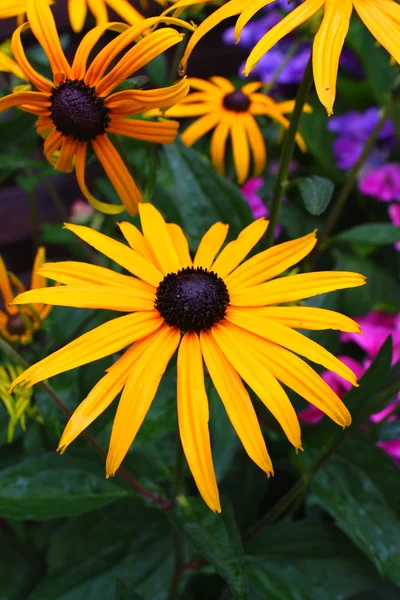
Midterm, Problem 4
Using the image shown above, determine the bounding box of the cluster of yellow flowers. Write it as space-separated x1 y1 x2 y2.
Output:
2 0 393 510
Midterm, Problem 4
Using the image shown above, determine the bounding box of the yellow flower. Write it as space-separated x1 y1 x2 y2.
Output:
0 247 52 345
159 76 308 183
0 364 43 443
0 0 190 215
10 204 366 511
0 0 31 19
67 0 144 33
174 0 400 115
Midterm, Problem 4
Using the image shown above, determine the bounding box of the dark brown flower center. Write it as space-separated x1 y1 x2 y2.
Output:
155 267 230 333
6 313 26 336
223 91 251 112
50 79 110 141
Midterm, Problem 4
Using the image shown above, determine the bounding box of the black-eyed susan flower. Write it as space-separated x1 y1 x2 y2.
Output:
0 0 190 215
157 76 307 183
10 204 366 511
0 364 43 443
173 0 400 115
0 247 51 345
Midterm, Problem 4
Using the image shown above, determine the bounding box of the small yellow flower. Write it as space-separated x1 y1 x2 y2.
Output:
0 365 43 443
10 204 365 511
159 76 308 183
173 0 400 115
0 0 190 215
0 247 52 345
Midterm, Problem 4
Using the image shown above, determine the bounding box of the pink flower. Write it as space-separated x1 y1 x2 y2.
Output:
359 163 400 202
70 199 95 224
377 440 400 467
241 177 282 237
388 203 400 251
341 311 400 364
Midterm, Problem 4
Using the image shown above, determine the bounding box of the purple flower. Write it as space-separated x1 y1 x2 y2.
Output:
359 163 400 202
241 177 282 237
388 204 400 251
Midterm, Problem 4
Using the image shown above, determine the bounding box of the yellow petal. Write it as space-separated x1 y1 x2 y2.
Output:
234 0 277 41
211 218 269 279
200 330 273 475
139 203 181 275
27 0 71 75
177 332 221 512
106 78 190 116
58 343 138 452
212 322 301 448
117 222 157 264
226 230 317 291
353 0 400 64
252 306 361 333
243 113 266 177
193 222 229 269
68 0 87 33
167 223 192 268
11 23 53 92
64 223 163 287
230 271 367 306
210 116 232 175
106 0 144 26
257 340 351 427
209 76 234 92
181 111 221 147
244 0 325 75
313 0 353 115
226 307 358 385
106 324 180 476
0 255 18 315
86 0 108 25
30 247 46 291
0 91 50 113
108 117 179 144
10 311 163 391
231 118 250 184
71 22 127 80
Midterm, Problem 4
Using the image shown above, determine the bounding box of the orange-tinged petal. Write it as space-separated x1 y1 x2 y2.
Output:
178 332 221 512
244 0 325 75
231 118 250 184
11 25 53 93
106 324 180 476
12 284 155 312
0 255 18 315
257 339 352 427
92 134 143 216
64 222 163 287
210 117 232 175
252 306 361 333
58 344 138 452
55 137 79 173
87 0 108 25
27 0 70 75
226 230 317 290
0 91 50 113
107 117 179 144
167 223 192 268
31 247 46 291
106 78 190 115
117 222 157 265
212 218 269 279
212 322 302 448
106 0 144 26
139 203 181 275
313 0 353 115
230 271 367 306
193 222 229 269
68 0 87 33
353 0 400 65
9 311 163 391
71 22 127 80
200 330 273 475
226 307 358 385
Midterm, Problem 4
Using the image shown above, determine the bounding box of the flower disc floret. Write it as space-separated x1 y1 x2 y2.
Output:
50 79 110 142
6 314 27 336
223 90 251 112
155 267 230 332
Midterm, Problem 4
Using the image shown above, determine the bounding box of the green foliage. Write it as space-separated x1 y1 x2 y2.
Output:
296 175 335 216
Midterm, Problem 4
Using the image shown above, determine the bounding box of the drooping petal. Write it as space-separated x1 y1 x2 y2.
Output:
313 0 353 115
354 0 400 65
107 117 179 144
210 116 232 175
92 134 143 216
226 307 358 385
244 0 325 75
9 311 163 391
234 0 278 41
193 222 229 269
64 222 163 286
212 322 302 448
0 91 50 113
71 22 127 80
105 78 190 115
230 271 367 306
226 230 317 290
177 332 221 512
54 137 79 173
250 306 361 333
139 203 181 274
68 0 87 33
27 0 71 76
106 0 144 25
181 111 221 146
200 330 273 475
12 284 155 312
86 0 108 25
106 324 180 476
243 113 266 177
231 117 250 184
0 255 18 315
211 219 269 278
58 343 138 452
167 223 192 267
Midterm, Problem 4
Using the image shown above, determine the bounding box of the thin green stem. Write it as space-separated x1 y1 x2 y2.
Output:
265 56 313 248
263 40 300 95
168 436 186 600
0 336 172 510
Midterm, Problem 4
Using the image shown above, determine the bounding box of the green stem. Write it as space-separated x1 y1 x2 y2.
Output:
265 56 313 248
0 336 172 510
263 40 300 95
168 436 186 600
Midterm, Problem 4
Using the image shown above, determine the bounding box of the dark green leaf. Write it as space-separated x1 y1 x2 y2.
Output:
172 497 248 599
0 530 36 599
333 223 400 245
208 387 240 481
145 53 168 87
296 175 334 216
113 76 149 92
115 579 145 600
0 453 131 519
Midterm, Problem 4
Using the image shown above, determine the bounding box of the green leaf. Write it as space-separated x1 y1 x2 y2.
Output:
0 530 35 599
333 223 400 245
298 437 400 586
245 520 382 600
113 76 149 93
161 140 252 247
296 175 334 216
145 53 168 87
172 497 248 599
0 453 131 519
208 387 240 481
115 579 145 600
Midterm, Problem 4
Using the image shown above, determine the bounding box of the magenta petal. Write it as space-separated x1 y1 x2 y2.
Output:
377 439 400 460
